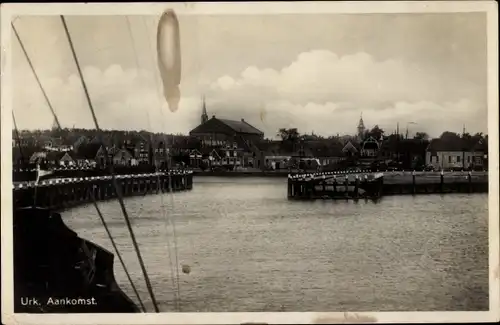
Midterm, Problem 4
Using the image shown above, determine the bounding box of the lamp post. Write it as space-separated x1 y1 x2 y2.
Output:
406 122 417 139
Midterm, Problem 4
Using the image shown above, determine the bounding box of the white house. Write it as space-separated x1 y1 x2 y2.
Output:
426 138 485 169
112 149 137 166
360 136 380 157
341 141 359 157
209 149 222 166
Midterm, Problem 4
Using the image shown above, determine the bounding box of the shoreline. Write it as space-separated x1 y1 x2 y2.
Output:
14 170 488 213
193 171 290 177
192 170 489 178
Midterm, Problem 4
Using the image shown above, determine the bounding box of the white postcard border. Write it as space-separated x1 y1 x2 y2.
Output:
1 2 498 324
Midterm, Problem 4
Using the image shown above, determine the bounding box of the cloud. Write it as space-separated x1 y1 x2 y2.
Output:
13 50 486 138
13 64 203 134
210 50 445 104
206 50 486 137
205 98 480 140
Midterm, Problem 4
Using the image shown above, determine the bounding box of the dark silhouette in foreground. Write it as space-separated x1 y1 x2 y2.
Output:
13 207 140 313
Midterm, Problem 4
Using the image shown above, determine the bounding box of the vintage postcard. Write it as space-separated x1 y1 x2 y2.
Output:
1 1 499 324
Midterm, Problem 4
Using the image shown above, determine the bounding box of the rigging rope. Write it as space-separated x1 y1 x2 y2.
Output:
143 15 183 311
11 22 61 131
11 19 147 312
11 111 26 167
60 15 160 313
88 193 147 312
125 16 180 310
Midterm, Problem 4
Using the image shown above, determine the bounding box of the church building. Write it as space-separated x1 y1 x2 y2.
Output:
189 97 265 168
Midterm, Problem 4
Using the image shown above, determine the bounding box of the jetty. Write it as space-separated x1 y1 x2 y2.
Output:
287 170 488 200
13 169 194 211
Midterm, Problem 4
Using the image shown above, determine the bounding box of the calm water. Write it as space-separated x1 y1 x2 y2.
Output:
63 177 489 312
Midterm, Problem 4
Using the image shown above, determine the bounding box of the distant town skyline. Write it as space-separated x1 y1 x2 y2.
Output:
12 12 488 138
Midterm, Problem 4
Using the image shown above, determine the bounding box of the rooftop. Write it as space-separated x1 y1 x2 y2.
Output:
190 116 264 136
217 118 264 136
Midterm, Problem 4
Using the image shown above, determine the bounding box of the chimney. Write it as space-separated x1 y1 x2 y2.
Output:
212 115 216 119
241 118 245 122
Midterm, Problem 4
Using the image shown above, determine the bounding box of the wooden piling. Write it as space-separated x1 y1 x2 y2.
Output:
412 171 416 194
378 175 384 197
354 176 359 198
440 170 444 193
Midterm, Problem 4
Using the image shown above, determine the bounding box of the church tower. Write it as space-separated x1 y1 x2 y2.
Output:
357 112 365 140
201 95 208 125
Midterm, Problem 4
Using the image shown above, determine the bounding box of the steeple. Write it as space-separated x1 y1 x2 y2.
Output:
357 112 365 139
201 95 208 124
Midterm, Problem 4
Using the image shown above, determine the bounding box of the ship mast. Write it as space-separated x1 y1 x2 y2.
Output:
12 18 148 312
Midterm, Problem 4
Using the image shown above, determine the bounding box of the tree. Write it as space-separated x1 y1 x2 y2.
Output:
278 128 300 142
439 131 461 139
471 132 485 143
278 128 300 153
365 125 384 140
414 132 429 140
411 155 425 170
299 133 323 141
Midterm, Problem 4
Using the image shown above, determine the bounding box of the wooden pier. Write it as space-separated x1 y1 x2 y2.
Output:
287 170 488 200
13 170 194 211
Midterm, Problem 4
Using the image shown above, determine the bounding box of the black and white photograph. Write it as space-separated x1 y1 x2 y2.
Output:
1 2 499 324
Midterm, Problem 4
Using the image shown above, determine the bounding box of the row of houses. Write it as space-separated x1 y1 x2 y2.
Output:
16 145 142 169
13 133 169 169
187 101 489 171
260 136 487 171
12 106 488 171
187 111 488 171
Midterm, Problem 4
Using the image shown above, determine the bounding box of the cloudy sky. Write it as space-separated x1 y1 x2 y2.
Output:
12 12 487 138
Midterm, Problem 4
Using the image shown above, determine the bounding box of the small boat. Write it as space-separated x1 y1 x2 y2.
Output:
13 206 140 313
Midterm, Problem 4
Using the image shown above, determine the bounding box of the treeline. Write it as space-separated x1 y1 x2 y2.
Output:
277 127 487 143
13 127 187 140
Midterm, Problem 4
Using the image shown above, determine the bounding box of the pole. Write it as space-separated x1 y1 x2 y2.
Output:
412 170 416 194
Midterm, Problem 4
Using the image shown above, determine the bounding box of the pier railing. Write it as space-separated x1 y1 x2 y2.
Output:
12 165 173 182
287 170 489 200
13 170 194 211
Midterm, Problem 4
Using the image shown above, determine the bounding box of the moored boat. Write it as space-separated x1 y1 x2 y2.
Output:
13 206 140 313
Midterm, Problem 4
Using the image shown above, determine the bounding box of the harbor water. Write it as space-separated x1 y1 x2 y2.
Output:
63 176 489 312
